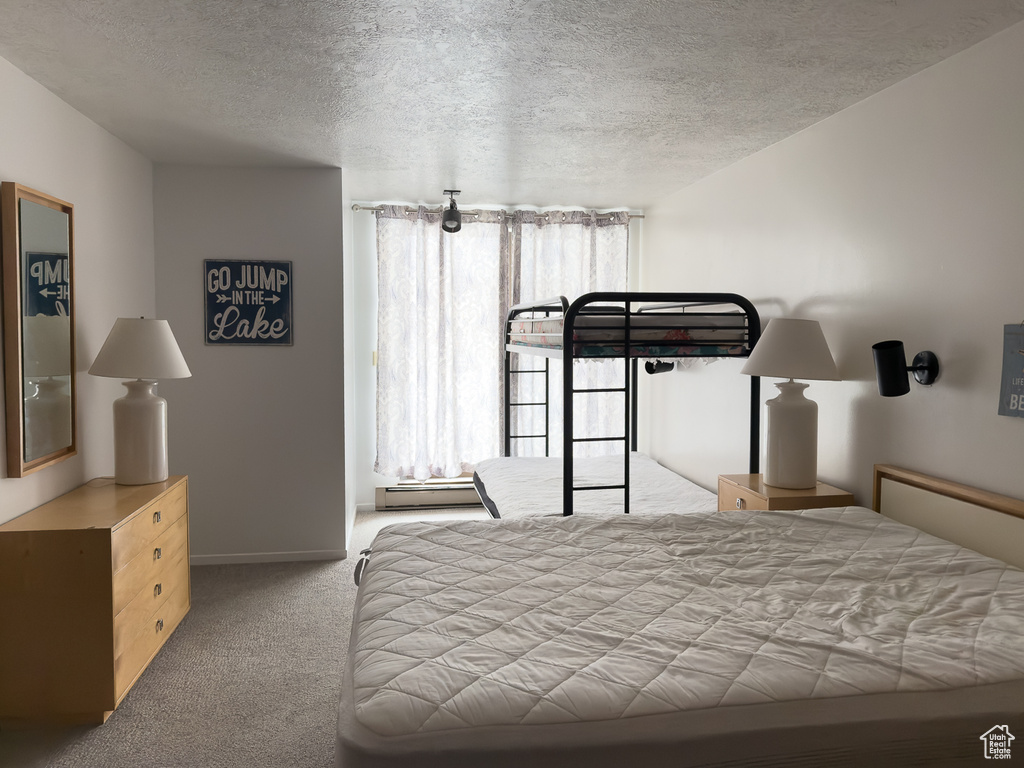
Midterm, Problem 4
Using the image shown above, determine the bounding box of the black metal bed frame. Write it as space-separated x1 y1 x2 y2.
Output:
502 291 761 516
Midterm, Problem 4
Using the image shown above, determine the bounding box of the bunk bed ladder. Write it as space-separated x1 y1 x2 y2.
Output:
504 299 565 458
563 304 632 517
504 357 551 456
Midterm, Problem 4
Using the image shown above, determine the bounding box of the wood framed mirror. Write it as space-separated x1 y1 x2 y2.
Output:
1 182 76 476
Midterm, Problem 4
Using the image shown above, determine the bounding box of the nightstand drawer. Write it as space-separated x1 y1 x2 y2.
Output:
718 481 764 511
112 513 189 615
111 482 188 571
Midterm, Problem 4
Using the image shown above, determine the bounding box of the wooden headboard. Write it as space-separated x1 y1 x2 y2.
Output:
873 464 1024 570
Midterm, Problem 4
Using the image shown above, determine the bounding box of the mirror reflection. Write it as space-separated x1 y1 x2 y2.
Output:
1 183 76 476
21 201 72 463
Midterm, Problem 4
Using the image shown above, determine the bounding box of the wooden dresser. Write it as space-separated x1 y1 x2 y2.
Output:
0 476 190 724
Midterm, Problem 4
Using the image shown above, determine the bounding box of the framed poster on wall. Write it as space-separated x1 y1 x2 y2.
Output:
998 324 1024 417
204 259 292 345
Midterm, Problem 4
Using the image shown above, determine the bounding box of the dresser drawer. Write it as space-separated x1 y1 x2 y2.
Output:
113 551 188 660
112 514 189 615
111 481 188 572
114 584 189 702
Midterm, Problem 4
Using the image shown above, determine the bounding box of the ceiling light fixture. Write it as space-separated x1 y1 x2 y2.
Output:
442 189 461 233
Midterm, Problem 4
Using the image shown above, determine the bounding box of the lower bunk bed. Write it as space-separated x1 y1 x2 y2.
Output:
338 465 1024 768
473 452 718 519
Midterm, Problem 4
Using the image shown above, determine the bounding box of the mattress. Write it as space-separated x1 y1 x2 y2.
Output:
507 312 747 357
338 507 1024 768
472 452 718 519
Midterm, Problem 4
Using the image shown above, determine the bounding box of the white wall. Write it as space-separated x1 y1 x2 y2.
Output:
351 210 391 510
640 21 1024 504
342 171 359 543
153 166 347 562
0 55 154 523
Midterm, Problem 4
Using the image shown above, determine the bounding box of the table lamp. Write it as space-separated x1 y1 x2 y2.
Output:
89 318 191 485
740 318 839 489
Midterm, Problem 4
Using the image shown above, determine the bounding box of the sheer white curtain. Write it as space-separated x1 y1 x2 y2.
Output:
375 206 628 480
511 210 630 457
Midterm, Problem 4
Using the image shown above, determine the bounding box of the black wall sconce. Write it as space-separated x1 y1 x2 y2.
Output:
871 340 940 397
442 189 461 233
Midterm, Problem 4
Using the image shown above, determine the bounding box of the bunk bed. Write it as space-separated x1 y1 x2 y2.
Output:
474 291 761 517
338 465 1024 768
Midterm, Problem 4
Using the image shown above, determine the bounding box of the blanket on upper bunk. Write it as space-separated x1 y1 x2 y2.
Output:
472 452 718 519
506 313 748 357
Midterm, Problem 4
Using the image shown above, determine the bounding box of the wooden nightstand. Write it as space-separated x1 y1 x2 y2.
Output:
718 473 855 512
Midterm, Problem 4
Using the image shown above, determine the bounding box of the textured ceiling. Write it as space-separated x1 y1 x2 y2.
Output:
1 1 1023 209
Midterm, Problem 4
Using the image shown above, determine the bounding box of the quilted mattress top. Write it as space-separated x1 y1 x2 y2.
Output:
473 452 719 519
350 507 1024 738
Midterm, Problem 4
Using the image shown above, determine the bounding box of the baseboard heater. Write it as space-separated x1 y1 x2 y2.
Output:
374 481 481 510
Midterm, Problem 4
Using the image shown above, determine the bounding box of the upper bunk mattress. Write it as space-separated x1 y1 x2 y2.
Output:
473 452 718 519
507 313 748 357
338 507 1024 768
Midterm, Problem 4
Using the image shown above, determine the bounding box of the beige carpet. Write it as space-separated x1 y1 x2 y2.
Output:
0 506 488 768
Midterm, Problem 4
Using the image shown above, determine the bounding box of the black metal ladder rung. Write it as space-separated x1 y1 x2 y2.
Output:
572 387 627 394
573 484 625 492
510 369 546 374
571 436 627 443
509 402 546 407
509 434 547 440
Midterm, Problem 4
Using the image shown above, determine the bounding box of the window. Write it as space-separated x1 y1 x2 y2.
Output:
375 206 629 481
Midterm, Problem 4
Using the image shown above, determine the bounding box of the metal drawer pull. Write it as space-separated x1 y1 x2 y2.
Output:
153 510 162 524
154 547 162 560
156 618 164 632
154 583 163 597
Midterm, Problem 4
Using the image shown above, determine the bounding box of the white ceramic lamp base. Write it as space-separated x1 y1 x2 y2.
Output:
113 380 169 485
764 380 818 489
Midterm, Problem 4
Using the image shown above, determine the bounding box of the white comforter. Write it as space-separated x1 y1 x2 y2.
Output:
351 507 1024 738
473 452 718 518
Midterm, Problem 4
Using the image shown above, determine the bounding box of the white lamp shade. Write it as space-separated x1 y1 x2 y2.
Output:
89 318 191 380
741 318 839 381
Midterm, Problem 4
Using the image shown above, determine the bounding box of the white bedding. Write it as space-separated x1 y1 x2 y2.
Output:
338 507 1024 767
473 452 718 519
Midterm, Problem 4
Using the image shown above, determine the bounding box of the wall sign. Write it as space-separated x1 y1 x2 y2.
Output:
204 259 292 345
998 324 1024 417
24 252 70 317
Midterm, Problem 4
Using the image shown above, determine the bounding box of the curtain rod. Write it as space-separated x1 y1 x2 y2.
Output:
351 203 644 220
